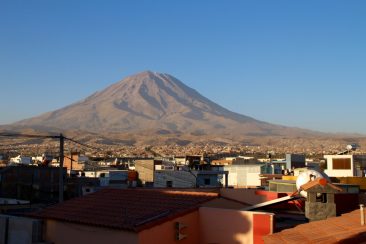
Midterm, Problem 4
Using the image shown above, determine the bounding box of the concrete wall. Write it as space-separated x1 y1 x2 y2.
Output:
0 215 42 244
44 220 138 244
44 211 200 244
285 154 306 169
199 207 273 244
139 211 200 244
154 170 196 188
40 204 274 244
196 174 221 187
135 159 155 184
0 215 6 243
154 170 223 188
0 166 65 203
223 165 262 187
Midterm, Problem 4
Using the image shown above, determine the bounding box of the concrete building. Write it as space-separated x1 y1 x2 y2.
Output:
83 169 129 187
211 156 258 166
134 159 155 186
9 155 32 165
0 166 66 203
324 154 366 177
285 153 306 170
25 188 274 244
0 215 43 244
64 152 88 172
222 164 263 188
154 170 196 188
154 169 228 188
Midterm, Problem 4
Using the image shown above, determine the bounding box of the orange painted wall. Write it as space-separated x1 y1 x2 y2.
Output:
44 220 138 244
64 153 83 171
138 210 200 244
44 211 200 244
43 207 273 244
199 207 254 244
199 207 274 244
253 213 273 244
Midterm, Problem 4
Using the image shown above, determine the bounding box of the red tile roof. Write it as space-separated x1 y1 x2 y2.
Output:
263 209 366 243
299 177 343 192
30 188 218 232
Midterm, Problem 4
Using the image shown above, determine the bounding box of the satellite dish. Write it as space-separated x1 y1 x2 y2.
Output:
346 144 356 151
296 169 330 198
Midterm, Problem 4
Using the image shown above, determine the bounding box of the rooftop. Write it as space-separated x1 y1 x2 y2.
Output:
30 188 218 232
263 209 366 243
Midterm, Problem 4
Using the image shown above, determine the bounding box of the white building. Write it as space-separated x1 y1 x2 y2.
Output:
222 164 263 188
9 155 32 165
82 169 129 187
324 154 366 177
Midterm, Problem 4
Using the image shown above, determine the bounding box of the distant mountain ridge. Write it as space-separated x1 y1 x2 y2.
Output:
9 71 315 140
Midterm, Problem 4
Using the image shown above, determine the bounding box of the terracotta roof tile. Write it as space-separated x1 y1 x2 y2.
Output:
30 188 218 232
264 209 366 243
300 178 342 192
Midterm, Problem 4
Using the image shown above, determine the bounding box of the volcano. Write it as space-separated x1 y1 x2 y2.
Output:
10 71 312 140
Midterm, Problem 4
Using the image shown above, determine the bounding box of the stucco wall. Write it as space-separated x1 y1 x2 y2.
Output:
223 165 262 187
199 207 273 244
139 210 200 244
44 220 138 244
199 207 253 244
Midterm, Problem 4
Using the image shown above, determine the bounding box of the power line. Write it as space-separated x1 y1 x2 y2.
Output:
0 132 99 151
0 133 60 139
63 136 99 151
0 132 66 203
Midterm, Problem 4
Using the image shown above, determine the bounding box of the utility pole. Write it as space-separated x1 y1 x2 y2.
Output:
70 150 73 175
0 132 96 203
59 133 64 203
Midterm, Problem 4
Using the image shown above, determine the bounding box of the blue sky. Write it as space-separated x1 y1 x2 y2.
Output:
0 1 365 134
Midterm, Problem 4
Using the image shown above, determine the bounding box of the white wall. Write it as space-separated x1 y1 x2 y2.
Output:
223 165 262 187
324 155 354 177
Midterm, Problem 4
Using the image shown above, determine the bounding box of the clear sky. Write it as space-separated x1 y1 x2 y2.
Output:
1 1 365 134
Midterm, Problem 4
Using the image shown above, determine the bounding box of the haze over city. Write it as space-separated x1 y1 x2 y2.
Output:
1 1 365 134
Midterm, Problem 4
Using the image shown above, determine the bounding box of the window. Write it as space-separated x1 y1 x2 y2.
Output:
204 178 211 185
333 158 351 169
316 193 327 203
166 181 173 187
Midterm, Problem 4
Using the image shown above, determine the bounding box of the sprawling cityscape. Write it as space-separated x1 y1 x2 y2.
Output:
2 1 366 244
1 72 366 244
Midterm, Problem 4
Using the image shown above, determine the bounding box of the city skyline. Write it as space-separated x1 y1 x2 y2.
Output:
1 1 365 134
